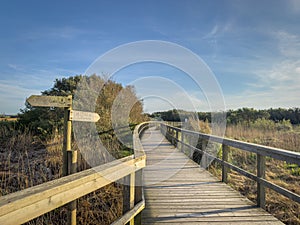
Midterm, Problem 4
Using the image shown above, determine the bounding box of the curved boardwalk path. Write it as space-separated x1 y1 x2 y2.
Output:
141 127 283 224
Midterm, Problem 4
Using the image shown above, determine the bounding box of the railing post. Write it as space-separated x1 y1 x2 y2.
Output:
134 169 143 225
129 172 135 225
175 129 178 147
200 138 208 168
123 172 136 225
202 138 207 150
166 127 169 140
257 154 266 209
172 128 176 145
222 144 229 183
181 130 184 152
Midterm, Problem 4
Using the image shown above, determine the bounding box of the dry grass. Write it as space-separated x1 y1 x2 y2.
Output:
207 124 300 225
0 117 18 122
0 123 125 224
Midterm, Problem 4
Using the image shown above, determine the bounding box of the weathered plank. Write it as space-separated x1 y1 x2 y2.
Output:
0 156 145 225
141 127 284 224
26 95 72 108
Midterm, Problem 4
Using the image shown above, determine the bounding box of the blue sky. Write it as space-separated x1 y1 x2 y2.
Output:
0 0 300 114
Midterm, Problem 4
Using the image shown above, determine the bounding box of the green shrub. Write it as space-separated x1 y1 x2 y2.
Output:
249 118 293 131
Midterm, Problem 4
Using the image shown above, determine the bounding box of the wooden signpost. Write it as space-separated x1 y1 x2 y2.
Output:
27 95 72 108
70 110 100 122
26 95 100 225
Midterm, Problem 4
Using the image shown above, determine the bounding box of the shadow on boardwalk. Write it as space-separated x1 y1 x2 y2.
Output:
141 127 283 225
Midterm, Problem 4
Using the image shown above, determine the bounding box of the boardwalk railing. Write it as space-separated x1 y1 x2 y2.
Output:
161 123 300 209
0 123 149 225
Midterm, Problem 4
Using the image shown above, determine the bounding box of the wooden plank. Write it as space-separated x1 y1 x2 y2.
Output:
141 222 282 225
112 200 145 225
26 95 72 108
0 156 145 225
141 127 284 225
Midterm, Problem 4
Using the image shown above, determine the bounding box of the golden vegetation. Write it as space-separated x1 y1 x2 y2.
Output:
202 121 300 225
0 124 124 225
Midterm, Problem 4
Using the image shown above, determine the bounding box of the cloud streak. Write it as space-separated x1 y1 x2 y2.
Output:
0 81 41 114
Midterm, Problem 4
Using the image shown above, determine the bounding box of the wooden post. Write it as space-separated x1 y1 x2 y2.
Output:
123 175 130 223
134 169 142 225
62 95 77 225
130 172 135 209
172 128 175 145
222 144 229 183
257 154 266 209
200 139 207 167
175 129 178 147
123 172 136 225
135 170 142 204
62 108 69 177
202 139 207 151
181 130 184 152
129 172 135 225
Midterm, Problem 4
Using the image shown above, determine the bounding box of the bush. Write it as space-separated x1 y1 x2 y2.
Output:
249 118 293 131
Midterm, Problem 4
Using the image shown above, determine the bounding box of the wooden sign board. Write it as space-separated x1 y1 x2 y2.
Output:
27 95 72 108
70 110 100 122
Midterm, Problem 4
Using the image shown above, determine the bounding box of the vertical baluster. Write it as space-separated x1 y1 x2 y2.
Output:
257 154 266 209
222 144 229 183
181 130 184 152
123 172 136 225
175 129 179 147
200 139 208 168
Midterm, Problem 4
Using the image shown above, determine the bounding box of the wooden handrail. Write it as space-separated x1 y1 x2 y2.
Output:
162 124 300 164
0 122 149 225
161 123 300 209
120 122 147 225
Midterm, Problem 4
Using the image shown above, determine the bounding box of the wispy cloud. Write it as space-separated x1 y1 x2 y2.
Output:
0 81 41 114
1 63 79 113
22 26 86 41
257 60 300 90
142 91 208 113
275 31 300 58
222 26 300 110
128 76 208 113
288 0 300 13
202 22 233 40
8 64 20 70
225 59 300 109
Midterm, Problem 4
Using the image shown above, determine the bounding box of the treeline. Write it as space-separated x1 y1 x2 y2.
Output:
150 108 300 125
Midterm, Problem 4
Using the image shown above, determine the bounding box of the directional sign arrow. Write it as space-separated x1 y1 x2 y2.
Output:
27 95 72 108
70 110 100 122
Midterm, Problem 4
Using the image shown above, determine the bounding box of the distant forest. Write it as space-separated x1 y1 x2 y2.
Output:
150 108 300 125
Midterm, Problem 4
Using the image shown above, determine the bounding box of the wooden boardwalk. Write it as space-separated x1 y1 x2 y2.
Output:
141 127 283 224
